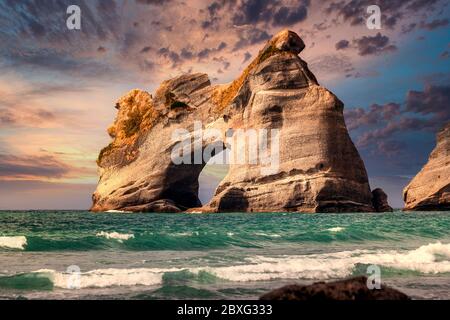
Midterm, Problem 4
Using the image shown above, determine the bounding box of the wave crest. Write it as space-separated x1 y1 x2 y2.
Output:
96 231 134 242
0 236 27 250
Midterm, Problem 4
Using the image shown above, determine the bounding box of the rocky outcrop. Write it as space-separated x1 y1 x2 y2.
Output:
403 122 450 211
372 188 393 212
91 30 377 213
259 276 410 300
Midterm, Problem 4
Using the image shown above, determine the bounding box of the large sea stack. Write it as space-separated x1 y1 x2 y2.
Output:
403 122 450 211
91 30 381 213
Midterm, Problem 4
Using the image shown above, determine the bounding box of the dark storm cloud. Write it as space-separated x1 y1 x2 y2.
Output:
201 0 237 29
0 0 130 79
335 39 349 50
213 56 231 71
345 82 450 155
233 28 271 50
405 84 450 119
420 18 449 30
135 0 171 5
158 47 182 67
0 154 71 179
232 0 310 27
272 4 308 27
375 140 407 157
353 33 397 56
197 42 228 60
357 117 430 148
140 46 153 53
180 47 194 60
1 48 116 78
344 103 401 130
243 52 252 63
324 0 441 28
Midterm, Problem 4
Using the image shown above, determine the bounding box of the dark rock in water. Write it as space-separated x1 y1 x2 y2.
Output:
403 122 450 211
371 188 393 212
125 199 182 213
260 276 409 300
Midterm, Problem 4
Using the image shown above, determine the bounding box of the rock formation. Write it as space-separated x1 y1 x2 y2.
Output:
403 122 450 211
259 276 410 300
371 188 393 212
91 30 383 213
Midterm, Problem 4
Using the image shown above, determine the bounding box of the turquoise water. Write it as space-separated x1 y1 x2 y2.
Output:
0 210 449 299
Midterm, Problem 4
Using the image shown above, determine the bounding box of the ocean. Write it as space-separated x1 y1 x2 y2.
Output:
0 210 449 300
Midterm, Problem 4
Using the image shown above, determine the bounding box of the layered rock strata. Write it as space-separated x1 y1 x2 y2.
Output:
91 30 384 213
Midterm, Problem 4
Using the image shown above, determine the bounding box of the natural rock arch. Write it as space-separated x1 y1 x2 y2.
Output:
91 30 381 213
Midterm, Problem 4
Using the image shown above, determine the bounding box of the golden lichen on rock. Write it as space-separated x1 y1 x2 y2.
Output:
97 89 161 167
212 29 304 114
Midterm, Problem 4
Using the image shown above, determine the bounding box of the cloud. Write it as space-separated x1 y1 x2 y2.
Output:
0 154 94 181
242 51 252 63
233 28 271 50
0 79 88 128
346 83 450 154
325 0 441 28
309 53 353 79
232 0 310 27
353 33 397 56
344 103 401 130
272 4 309 27
420 18 449 30
405 84 450 120
135 0 170 4
335 39 350 50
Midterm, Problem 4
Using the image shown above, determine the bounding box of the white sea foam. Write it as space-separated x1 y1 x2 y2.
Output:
0 236 27 250
207 242 450 282
31 242 450 289
254 232 281 238
36 268 181 289
327 227 345 232
105 210 131 213
96 231 134 242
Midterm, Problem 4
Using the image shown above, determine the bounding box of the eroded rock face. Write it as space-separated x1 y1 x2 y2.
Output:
403 122 450 211
372 188 394 212
91 30 376 213
259 276 410 300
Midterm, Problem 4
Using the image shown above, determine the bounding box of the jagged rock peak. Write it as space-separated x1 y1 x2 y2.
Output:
403 122 450 211
269 29 305 54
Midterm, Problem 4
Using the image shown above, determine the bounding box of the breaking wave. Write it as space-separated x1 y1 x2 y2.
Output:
2 242 447 290
0 236 27 250
96 231 135 242
327 227 345 233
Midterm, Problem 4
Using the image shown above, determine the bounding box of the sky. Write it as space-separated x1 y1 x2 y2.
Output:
0 0 449 210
